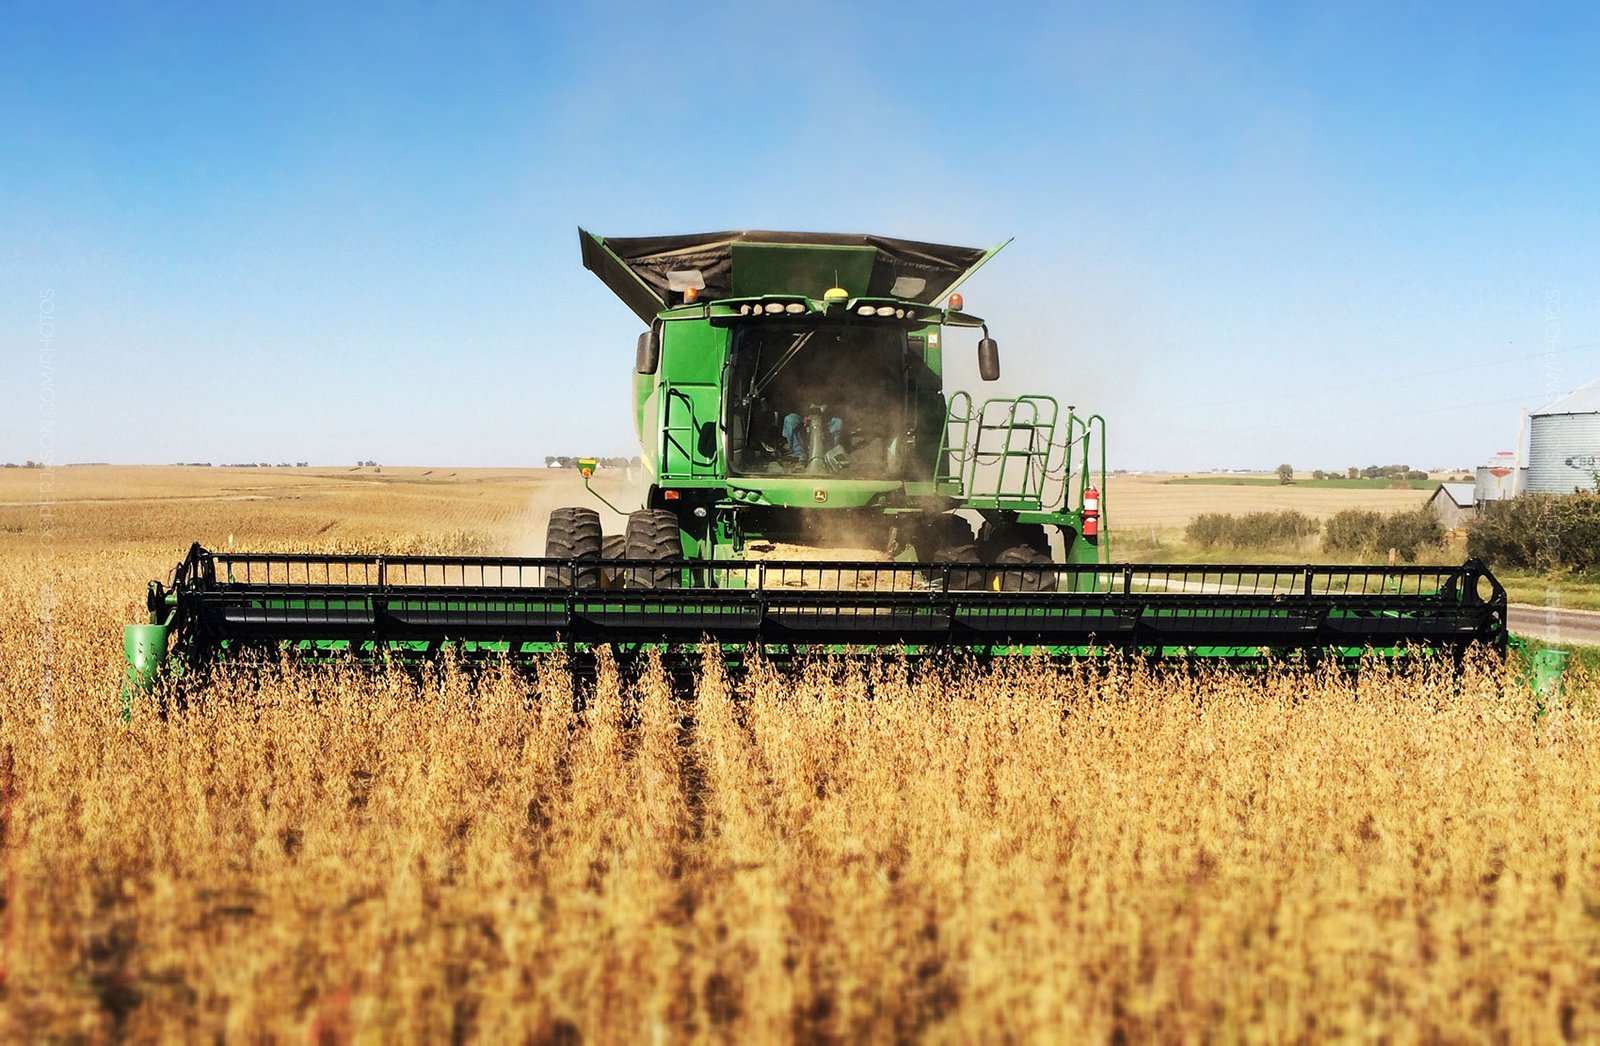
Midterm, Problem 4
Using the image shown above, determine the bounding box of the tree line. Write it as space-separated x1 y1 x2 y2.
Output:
1276 464 1434 485
543 456 641 469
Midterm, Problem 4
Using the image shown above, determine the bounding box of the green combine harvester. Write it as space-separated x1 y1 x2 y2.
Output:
124 230 1508 692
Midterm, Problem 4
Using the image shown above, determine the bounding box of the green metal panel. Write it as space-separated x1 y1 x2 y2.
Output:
1531 648 1569 698
579 228 667 324
730 243 876 299
724 478 903 509
909 331 941 381
660 384 720 479
633 373 661 479
931 237 1013 304
658 317 727 385
121 621 171 717
656 319 729 481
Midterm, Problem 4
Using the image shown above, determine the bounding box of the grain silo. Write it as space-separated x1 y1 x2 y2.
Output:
1526 378 1600 493
1473 451 1524 503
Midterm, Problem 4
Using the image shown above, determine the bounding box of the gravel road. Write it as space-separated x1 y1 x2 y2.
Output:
1508 603 1600 647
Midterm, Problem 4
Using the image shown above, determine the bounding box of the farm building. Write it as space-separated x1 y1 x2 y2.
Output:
1426 483 1477 529
1527 377 1600 493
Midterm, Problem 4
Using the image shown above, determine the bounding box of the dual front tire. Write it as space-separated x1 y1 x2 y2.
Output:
621 509 682 589
545 507 603 588
544 506 681 589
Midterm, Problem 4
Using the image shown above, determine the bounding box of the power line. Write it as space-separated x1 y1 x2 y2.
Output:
1161 391 1546 437
1180 341 1600 410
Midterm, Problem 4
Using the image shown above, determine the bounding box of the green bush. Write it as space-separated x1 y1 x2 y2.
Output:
1322 509 1383 554
1466 493 1600 574
1185 510 1320 551
1376 508 1445 561
1322 507 1444 562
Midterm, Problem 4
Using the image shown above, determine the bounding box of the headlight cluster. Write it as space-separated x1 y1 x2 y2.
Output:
731 299 920 319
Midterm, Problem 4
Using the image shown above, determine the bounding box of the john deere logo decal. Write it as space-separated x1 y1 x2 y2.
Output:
813 489 828 503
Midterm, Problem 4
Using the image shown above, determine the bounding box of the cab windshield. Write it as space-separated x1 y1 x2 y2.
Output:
725 322 939 479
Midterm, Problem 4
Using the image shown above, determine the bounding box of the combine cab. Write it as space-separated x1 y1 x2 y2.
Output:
124 230 1508 694
568 228 1104 576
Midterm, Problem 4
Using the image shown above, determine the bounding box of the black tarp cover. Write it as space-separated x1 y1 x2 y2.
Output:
580 228 1001 323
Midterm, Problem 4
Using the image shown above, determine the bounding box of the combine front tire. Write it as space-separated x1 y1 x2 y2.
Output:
599 533 627 588
624 510 683 589
546 507 603 588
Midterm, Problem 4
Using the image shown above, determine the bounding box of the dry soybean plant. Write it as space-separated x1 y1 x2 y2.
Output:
1 554 1597 1041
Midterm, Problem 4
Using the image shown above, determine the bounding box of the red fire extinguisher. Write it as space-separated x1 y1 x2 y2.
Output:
1082 486 1100 542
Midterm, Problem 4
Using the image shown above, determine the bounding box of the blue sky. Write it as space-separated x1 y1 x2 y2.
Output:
5 1 1598 470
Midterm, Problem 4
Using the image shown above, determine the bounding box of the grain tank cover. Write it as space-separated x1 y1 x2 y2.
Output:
579 228 1008 323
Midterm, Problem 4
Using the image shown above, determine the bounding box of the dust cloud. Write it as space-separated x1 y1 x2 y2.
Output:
508 466 643 557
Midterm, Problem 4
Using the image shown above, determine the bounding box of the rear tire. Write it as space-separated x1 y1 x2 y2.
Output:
920 513 975 559
624 509 682 589
993 544 1055 592
919 514 981 588
978 521 1050 562
546 507 603 588
932 542 989 591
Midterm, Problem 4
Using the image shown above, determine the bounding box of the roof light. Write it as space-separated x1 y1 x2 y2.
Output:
784 302 805 314
858 305 878 317
683 286 700 303
763 302 785 314
949 293 963 311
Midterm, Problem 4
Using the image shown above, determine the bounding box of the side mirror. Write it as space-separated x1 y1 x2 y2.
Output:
635 329 660 374
978 337 1000 381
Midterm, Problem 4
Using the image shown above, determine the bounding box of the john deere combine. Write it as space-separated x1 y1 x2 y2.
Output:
124 229 1507 692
